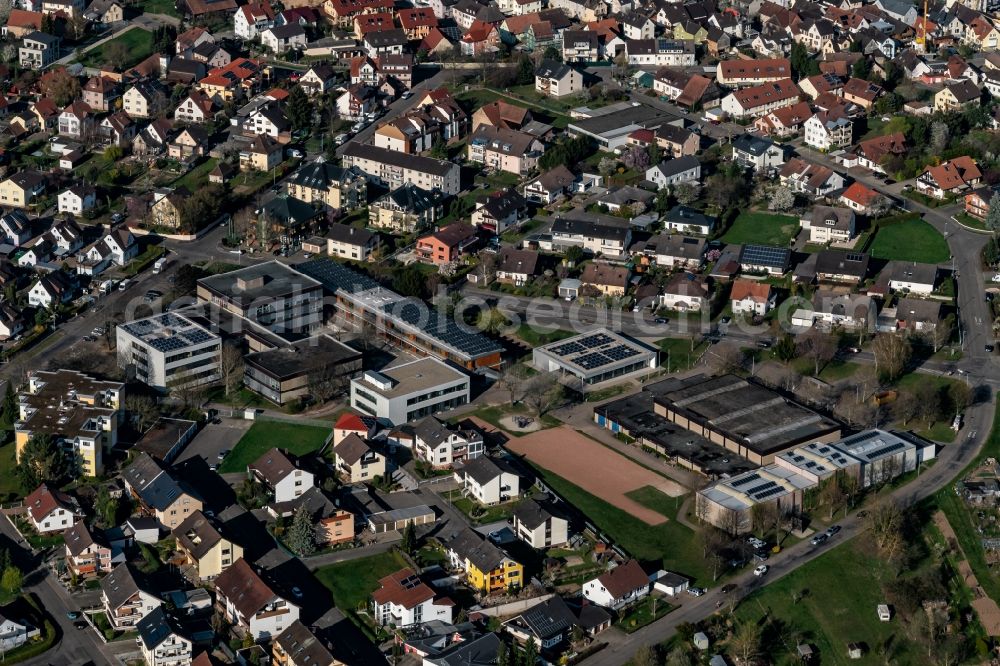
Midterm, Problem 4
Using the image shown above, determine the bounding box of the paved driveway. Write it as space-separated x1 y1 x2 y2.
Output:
175 418 252 466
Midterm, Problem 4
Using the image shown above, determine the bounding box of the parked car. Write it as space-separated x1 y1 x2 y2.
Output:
826 525 841 537
687 587 705 597
286 148 304 159
721 584 737 594
810 533 829 546
753 565 769 576
66 611 80 620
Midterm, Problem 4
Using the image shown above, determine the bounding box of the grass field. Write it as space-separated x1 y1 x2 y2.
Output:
515 323 574 346
721 211 798 247
0 443 21 501
733 542 930 665
219 421 330 473
657 337 708 372
80 28 155 69
315 549 409 611
171 158 218 192
530 462 711 582
869 218 950 264
136 0 179 15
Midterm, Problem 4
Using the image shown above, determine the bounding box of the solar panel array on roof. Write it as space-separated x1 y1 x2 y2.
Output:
753 486 785 500
867 442 906 460
552 341 586 356
731 473 760 487
296 258 381 293
384 301 503 357
740 244 789 267
580 332 613 348
846 252 866 262
575 352 609 370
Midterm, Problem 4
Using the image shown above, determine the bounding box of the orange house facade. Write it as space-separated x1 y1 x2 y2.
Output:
415 223 478 265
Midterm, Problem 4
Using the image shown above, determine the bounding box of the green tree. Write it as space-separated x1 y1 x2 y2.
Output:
789 42 819 79
96 485 119 527
286 505 316 556
852 57 871 80
515 54 534 85
401 522 417 554
0 382 15 432
542 46 561 62
497 640 510 666
429 137 448 160
774 334 797 362
286 85 313 131
1 566 21 595
16 434 67 492
522 637 538 666
564 245 585 265
986 193 1000 234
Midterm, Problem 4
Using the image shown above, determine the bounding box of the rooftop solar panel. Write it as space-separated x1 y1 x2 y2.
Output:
867 442 906 460
731 473 761 488
740 244 789 267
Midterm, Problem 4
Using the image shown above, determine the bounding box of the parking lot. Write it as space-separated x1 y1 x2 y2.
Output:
175 418 252 468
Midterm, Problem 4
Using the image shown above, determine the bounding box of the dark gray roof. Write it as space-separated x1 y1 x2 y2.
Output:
664 205 714 228
652 155 701 178
291 160 359 189
262 195 318 225
478 188 526 219
426 633 501 666
364 29 408 47
244 334 361 381
137 607 184 651
886 260 937 286
326 223 375 246
535 58 572 80
732 133 775 157
511 498 555 530
815 249 869 278
552 217 630 242
385 183 446 213
514 595 576 640
101 563 152 610
444 528 511 573
460 455 510 485
342 143 456 177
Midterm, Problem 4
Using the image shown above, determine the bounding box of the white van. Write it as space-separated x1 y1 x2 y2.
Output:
100 279 117 294
153 257 167 273
118 278 131 291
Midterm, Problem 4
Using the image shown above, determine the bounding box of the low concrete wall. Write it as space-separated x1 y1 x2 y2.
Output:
472 593 554 617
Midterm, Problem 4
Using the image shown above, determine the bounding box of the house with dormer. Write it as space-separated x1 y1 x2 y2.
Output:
215 558 301 640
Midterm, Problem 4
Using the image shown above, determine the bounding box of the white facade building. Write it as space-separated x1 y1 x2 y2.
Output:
116 312 222 391
349 358 470 425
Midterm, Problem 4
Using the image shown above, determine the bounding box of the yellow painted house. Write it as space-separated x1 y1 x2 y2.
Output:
0 171 46 208
15 369 123 477
173 510 243 580
673 22 707 43
445 528 523 593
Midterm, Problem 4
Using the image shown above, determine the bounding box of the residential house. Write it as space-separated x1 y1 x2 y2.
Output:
716 57 791 86
800 205 856 244
413 416 484 469
646 156 701 188
249 448 315 504
471 189 527 234
511 498 568 548
731 134 785 172
754 100 812 137
272 622 341 666
82 76 119 112
137 607 192 666
0 211 32 246
854 132 906 174
935 79 982 112
444 528 524 593
373 569 454 627
0 171 46 208
4 10 42 38
123 81 168 119
535 59 584 97
457 456 520 505
325 224 378 261
663 205 715 235
655 124 699 157
415 222 477 265
333 433 386 483
886 261 938 295
779 158 845 197
101 564 161 631
58 185 97 215
368 183 445 233
580 262 629 297
122 453 203 530
551 216 631 255
298 64 337 96
84 0 123 22
240 135 283 172
965 184 999 220
26 483 82 534
472 100 533 131
342 143 461 195
19 31 59 69
661 272 709 311
150 187 188 229
731 279 775 317
172 510 243 580
234 2 274 39
917 156 982 199
562 29 599 62
582 560 650 610
496 248 539 286
641 234 706 269
174 89 218 124
815 249 870 283
215 558 301 640
27 271 73 309
894 297 942 333
260 24 307 52
840 182 884 213
524 165 577 203
803 110 852 151
99 112 136 146
467 125 544 175
287 160 367 212
842 77 883 110
720 79 801 119
740 244 792 275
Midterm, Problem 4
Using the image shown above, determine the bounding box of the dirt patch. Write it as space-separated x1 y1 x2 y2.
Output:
507 426 685 526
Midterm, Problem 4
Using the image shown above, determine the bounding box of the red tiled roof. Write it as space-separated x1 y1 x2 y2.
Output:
372 568 437 608
841 181 880 207
6 9 42 29
719 57 790 80
26 483 75 523
731 279 772 303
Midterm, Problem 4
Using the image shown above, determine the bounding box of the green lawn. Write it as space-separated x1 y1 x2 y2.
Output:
617 595 674 633
733 542 929 665
721 211 798 247
657 337 708 372
869 218 950 264
0 443 21 502
528 462 711 582
315 549 409 611
172 158 219 192
80 28 155 69
136 0 180 15
955 212 989 232
450 494 514 525
515 323 574 346
219 421 331 472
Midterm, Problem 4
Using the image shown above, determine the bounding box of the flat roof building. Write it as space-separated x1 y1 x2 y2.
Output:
532 328 657 390
243 334 363 405
117 312 222 391
350 357 470 425
297 259 503 370
196 261 323 337
15 369 123 478
132 417 197 464
652 374 842 465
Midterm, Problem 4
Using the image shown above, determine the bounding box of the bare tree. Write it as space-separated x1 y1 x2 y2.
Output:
750 501 778 539
820 476 846 519
124 393 159 432
891 389 920 426
499 363 528 403
523 372 563 416
478 251 497 285
798 329 837 376
169 369 208 412
865 499 905 562
930 314 955 353
730 621 762 665
720 506 745 536
872 333 911 381
712 345 745 376
309 365 348 404
219 343 244 398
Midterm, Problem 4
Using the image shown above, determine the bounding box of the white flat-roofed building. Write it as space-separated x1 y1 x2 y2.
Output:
116 312 222 391
697 464 815 534
350 357 470 425
835 429 931 488
531 328 657 390
773 440 859 484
